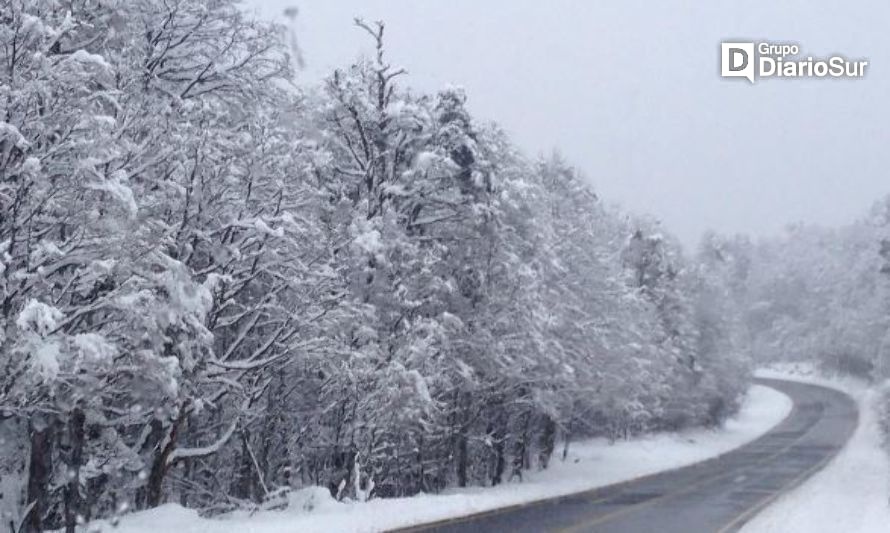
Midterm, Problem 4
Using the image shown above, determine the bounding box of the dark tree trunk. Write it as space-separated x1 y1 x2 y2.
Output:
451 390 469 488
136 418 164 509
510 416 529 482
179 459 192 507
24 417 55 533
510 439 524 482
455 430 468 487
232 432 254 501
490 419 506 486
328 449 356 500
415 433 425 495
562 418 574 461
145 403 189 508
538 415 557 469
492 438 505 486
64 408 86 533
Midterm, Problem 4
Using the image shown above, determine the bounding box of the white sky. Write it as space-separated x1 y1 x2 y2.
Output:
245 0 890 247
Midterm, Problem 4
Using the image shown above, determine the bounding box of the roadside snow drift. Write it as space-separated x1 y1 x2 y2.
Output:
741 366 890 533
86 384 791 533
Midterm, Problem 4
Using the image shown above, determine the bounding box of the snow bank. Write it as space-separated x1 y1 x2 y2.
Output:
88 383 791 533
741 365 890 533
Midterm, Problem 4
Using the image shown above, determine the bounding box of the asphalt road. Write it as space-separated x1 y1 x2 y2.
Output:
396 378 858 533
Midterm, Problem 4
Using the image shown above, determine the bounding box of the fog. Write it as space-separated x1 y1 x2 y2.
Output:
247 0 890 247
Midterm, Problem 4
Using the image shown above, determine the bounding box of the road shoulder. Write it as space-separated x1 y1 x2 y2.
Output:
88 384 792 533
740 367 890 533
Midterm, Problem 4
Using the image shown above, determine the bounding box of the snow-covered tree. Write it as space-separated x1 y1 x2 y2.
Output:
0 6 751 527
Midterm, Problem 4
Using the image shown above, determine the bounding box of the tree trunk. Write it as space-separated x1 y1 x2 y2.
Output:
490 419 506 486
538 415 556 469
232 432 253 501
24 416 55 533
562 417 574 461
452 390 469 488
455 430 468 488
510 413 530 482
64 408 86 533
145 403 189 508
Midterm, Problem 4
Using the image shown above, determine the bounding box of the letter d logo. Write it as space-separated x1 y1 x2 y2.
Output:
721 42 755 83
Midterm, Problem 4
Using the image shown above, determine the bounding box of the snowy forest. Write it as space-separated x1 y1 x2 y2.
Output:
1 1 888 532
729 204 890 379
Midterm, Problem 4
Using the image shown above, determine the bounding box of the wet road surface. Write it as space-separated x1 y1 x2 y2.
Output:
395 378 857 533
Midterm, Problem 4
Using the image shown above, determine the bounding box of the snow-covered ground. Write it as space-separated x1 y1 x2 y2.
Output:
87 384 791 533
742 364 890 533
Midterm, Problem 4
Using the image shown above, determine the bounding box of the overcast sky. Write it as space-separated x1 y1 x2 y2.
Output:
246 0 890 247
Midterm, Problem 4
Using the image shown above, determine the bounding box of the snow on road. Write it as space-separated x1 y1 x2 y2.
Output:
89 384 791 533
741 365 890 533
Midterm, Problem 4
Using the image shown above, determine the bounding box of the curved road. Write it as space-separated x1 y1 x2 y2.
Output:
395 378 858 533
